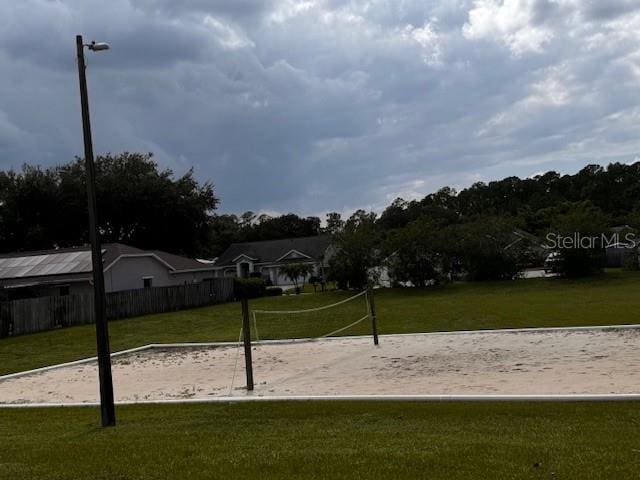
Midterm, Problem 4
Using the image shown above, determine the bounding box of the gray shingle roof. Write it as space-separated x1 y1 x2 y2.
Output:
151 250 215 271
216 236 331 266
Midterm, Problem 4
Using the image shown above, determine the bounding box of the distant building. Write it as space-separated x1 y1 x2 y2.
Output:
605 225 637 268
605 243 635 267
0 243 216 300
214 236 331 286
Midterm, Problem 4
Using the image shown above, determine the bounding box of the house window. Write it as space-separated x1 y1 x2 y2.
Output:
143 277 153 288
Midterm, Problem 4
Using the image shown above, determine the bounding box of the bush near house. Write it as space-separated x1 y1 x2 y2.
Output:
265 287 283 296
233 278 266 299
622 250 640 271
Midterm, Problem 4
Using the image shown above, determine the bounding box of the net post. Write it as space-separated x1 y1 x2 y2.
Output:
367 285 379 346
240 297 254 391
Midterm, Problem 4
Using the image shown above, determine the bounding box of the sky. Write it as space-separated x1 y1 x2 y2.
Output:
1 1 640 218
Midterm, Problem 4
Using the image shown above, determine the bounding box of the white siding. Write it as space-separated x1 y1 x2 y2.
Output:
104 257 175 292
103 256 216 292
172 270 216 284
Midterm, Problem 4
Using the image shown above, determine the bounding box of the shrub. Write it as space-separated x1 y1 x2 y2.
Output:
233 277 266 299
265 287 283 296
622 250 640 271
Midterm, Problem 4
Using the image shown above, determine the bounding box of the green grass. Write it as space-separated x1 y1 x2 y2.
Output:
3 275 640 478
2 270 640 376
1 401 638 479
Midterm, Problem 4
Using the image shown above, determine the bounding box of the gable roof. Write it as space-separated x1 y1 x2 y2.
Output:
276 249 312 262
0 243 213 282
150 249 215 272
216 236 331 266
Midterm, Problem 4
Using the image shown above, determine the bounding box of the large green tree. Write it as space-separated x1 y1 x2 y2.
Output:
328 210 380 290
207 212 323 257
547 202 609 277
0 166 60 251
0 153 218 257
248 214 321 241
385 219 445 287
444 217 533 281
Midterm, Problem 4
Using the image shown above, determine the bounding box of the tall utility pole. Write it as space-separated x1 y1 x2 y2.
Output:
76 34 116 427
240 297 254 391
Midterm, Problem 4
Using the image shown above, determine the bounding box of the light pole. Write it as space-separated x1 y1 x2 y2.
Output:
76 34 115 427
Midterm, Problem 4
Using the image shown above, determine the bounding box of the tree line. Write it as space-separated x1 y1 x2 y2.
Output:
2 154 639 284
0 153 324 258
0 153 216 257
329 162 640 287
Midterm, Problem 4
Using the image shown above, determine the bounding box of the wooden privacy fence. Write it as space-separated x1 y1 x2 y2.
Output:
0 279 234 338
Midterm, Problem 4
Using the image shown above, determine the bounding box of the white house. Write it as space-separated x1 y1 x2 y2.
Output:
214 236 331 286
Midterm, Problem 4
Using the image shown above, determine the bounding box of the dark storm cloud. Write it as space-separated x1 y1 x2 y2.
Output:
1 0 640 217
136 0 277 20
581 0 640 21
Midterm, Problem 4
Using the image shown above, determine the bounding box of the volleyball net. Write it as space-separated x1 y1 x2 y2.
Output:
251 290 378 344
228 289 379 394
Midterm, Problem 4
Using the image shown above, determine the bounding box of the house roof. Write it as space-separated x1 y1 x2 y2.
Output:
150 250 214 272
0 249 94 280
216 236 331 266
0 243 212 282
611 225 634 233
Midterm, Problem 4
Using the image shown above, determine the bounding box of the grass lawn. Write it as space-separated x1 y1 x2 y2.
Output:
1 401 638 479
286 281 339 294
2 270 640 376
3 274 640 479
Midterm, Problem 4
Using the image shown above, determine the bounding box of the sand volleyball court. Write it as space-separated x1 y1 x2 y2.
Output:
1 327 639 404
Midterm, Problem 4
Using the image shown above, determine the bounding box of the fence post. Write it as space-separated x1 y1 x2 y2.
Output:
367 285 379 346
240 296 254 391
0 302 9 338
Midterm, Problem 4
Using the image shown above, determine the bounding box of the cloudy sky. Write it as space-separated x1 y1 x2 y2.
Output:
1 1 640 217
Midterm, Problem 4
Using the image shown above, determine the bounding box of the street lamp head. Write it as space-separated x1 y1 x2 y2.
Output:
87 41 110 52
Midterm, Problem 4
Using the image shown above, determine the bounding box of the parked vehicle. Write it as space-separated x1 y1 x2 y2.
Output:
544 252 562 274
